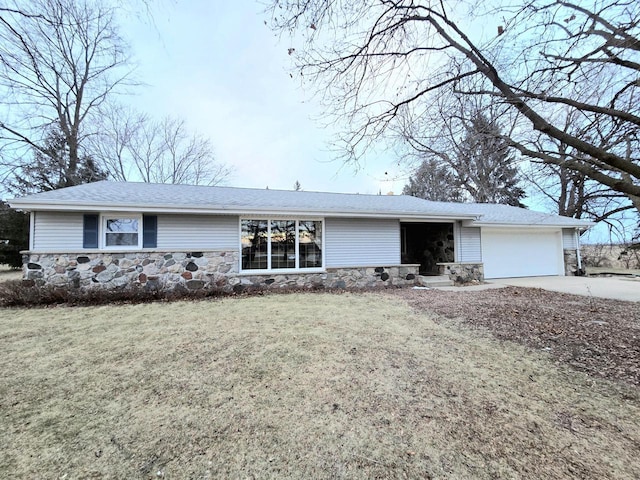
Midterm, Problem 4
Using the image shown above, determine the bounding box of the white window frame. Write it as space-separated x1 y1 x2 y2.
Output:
100 213 143 250
239 217 325 273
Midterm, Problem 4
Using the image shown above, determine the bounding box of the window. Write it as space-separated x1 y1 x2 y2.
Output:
103 215 141 248
241 218 323 271
298 220 322 268
83 214 156 250
241 219 268 269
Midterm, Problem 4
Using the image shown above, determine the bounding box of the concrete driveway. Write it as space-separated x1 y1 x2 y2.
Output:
487 276 640 302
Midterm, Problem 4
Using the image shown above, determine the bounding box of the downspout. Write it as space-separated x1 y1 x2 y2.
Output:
29 211 35 251
576 228 583 274
454 221 461 263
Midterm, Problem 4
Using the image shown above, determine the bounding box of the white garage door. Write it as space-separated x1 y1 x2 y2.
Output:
482 229 564 279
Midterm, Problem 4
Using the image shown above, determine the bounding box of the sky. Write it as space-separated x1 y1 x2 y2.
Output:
114 2 631 243
118 0 404 195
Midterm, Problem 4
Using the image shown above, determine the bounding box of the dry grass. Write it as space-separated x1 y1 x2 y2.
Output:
586 266 640 276
582 244 640 271
0 264 22 283
1 292 639 479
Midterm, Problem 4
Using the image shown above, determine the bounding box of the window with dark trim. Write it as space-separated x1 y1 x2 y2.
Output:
82 213 157 249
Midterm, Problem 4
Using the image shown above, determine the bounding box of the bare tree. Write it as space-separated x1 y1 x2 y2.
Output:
267 0 640 215
90 106 231 186
131 116 230 186
88 103 147 183
0 0 133 189
399 85 526 204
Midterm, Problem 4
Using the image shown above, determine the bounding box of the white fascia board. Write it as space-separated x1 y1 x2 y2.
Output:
470 221 595 229
9 201 479 221
398 217 478 223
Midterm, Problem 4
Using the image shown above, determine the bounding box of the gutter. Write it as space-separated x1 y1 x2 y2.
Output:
6 201 479 221
468 222 596 229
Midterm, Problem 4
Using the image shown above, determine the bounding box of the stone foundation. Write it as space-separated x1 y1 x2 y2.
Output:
564 249 579 276
237 265 419 290
24 251 239 291
437 262 484 284
22 252 419 292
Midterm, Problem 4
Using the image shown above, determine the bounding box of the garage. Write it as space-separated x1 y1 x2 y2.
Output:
481 228 564 279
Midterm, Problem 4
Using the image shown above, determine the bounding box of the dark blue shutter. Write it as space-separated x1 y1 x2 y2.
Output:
143 215 157 248
83 214 99 248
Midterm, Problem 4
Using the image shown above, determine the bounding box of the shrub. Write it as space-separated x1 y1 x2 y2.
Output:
0 281 228 308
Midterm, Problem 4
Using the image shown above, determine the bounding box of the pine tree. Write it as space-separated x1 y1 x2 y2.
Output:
0 201 29 269
403 112 526 206
402 158 464 202
453 113 525 206
9 128 107 196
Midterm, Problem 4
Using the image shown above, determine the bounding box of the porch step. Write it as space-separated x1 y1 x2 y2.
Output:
416 275 454 287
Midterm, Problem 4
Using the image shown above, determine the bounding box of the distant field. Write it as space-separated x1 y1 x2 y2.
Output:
1 292 639 479
586 266 640 276
582 244 640 271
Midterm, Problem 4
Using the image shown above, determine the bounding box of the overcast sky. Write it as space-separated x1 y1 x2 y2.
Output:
114 2 630 242
119 0 404 195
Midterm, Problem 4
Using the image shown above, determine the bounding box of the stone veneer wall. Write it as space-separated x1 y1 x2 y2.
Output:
23 251 419 292
437 262 484 284
563 249 579 276
24 251 238 291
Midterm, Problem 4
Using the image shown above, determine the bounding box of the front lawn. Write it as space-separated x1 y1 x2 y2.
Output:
1 292 639 479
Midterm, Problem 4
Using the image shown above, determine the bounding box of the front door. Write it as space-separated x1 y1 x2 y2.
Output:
401 222 454 275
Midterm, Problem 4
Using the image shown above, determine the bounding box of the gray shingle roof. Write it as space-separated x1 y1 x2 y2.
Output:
9 181 593 228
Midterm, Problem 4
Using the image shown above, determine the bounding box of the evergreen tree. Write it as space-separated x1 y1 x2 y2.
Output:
403 112 526 206
0 201 29 269
3 128 107 267
9 129 107 196
454 114 525 206
402 158 464 202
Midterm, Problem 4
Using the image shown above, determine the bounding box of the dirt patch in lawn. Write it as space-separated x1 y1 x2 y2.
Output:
393 287 640 386
1 292 640 479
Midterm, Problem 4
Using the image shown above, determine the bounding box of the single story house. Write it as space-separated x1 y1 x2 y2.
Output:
8 181 593 291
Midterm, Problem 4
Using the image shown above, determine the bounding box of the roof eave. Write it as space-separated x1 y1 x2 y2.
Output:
470 221 595 228
8 200 479 220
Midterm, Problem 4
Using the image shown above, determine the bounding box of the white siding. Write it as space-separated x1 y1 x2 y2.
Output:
33 211 84 251
325 218 400 267
458 226 482 262
562 228 578 250
157 214 238 250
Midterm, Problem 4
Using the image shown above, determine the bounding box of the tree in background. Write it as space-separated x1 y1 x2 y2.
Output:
402 111 525 206
454 113 525 206
402 158 463 202
0 2 229 191
89 104 231 186
0 201 29 268
9 128 107 196
0 0 133 188
522 108 637 238
267 0 640 222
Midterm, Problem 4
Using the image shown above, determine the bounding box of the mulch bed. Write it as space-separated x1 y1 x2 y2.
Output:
392 286 640 387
